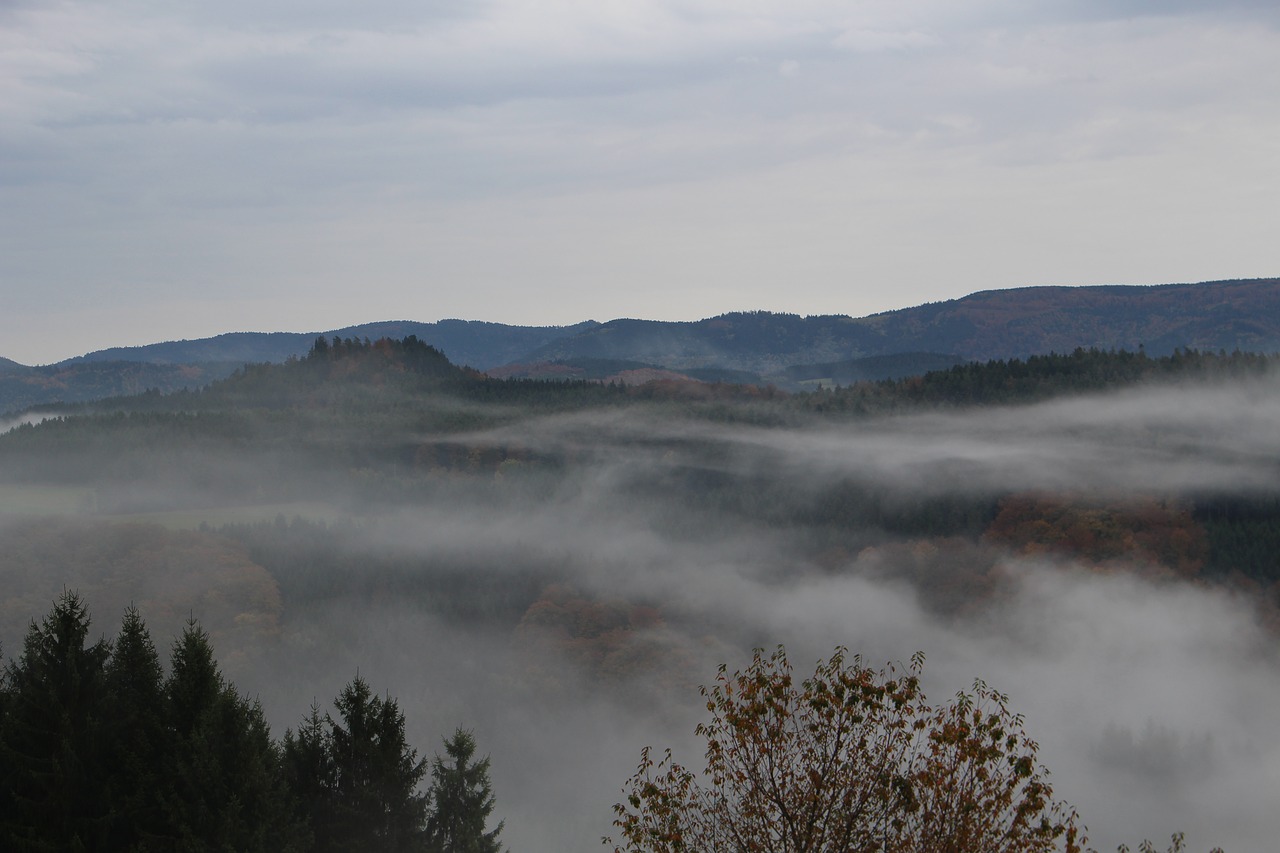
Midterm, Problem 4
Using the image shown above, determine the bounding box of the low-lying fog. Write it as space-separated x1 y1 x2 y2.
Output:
0 411 53 435
5 376 1280 851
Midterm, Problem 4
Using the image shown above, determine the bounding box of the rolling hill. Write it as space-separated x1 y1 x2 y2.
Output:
1 277 1277 415
519 278 1280 372
65 319 599 371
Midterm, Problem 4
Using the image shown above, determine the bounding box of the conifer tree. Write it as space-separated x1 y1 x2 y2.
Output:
101 605 167 850
324 675 429 853
0 590 111 852
424 728 504 853
282 701 332 851
159 618 302 853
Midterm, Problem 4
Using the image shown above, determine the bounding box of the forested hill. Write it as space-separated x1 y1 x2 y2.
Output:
0 321 597 415
521 278 1280 372
66 319 600 372
2 277 1278 415
856 277 1280 361
0 360 244 417
58 337 1280 421
4 337 1280 609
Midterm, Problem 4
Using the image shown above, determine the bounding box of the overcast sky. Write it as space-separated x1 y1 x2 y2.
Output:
3 0 1278 364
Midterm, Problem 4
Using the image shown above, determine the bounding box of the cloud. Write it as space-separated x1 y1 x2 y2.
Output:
832 27 939 52
466 374 1280 503
5 376 1280 849
286 377 1280 849
0 412 54 435
244 511 1279 851
2 0 1278 365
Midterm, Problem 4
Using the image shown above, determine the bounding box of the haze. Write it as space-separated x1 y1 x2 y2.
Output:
3 375 1277 851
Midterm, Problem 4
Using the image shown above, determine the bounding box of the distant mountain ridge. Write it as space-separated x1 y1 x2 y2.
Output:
521 278 1280 372
0 360 241 417
66 319 600 371
0 320 599 415
1 277 1277 415
855 278 1280 360
0 357 26 375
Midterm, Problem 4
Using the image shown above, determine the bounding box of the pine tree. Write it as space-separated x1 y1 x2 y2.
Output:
101 605 167 850
159 618 302 853
282 702 332 851
424 728 504 853
0 590 111 852
325 675 429 853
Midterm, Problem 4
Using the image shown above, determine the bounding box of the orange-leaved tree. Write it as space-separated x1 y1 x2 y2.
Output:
608 646 1088 853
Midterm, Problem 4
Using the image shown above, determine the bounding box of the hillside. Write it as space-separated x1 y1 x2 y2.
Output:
0 320 597 416
523 278 1280 373
3 277 1277 415
0 360 243 417
66 319 598 371
855 277 1280 361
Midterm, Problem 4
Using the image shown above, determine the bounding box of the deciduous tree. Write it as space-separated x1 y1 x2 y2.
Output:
609 646 1086 853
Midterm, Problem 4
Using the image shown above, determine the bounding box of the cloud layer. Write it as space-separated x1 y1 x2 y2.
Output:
228 378 1279 851
3 376 1279 849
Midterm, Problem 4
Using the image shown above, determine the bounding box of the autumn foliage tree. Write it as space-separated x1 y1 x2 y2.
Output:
609 646 1087 853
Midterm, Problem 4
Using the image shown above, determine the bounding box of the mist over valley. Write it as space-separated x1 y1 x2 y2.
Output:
1 332 1278 850
7 0 1279 846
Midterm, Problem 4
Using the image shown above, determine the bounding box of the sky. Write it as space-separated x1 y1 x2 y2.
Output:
2 0 1279 365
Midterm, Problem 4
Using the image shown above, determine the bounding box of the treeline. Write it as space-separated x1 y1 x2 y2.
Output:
16 341 1278 455
11 340 1280 428
801 347 1279 414
0 592 504 853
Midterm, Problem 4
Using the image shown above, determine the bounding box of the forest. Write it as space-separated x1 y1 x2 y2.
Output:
0 591 502 852
1 336 1277 850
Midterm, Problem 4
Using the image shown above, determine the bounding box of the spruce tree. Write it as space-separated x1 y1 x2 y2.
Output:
325 675 429 853
101 605 167 850
0 590 111 852
424 728 504 853
160 618 302 853
282 701 332 851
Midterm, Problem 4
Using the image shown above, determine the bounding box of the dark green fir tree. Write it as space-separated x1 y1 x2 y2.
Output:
0 590 111 852
159 618 302 853
424 728 504 853
101 605 167 850
325 675 429 853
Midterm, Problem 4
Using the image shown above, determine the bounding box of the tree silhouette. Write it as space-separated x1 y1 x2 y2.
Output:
325 675 429 853
101 605 167 850
0 590 111 851
160 619 301 852
424 728 504 853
